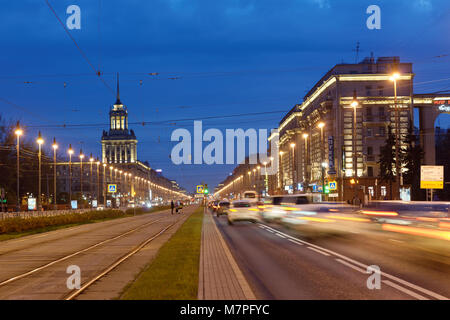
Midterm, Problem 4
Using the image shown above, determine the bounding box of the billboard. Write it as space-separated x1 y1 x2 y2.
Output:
420 165 444 189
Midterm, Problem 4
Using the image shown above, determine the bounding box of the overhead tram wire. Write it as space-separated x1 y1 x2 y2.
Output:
44 0 114 96
21 110 288 129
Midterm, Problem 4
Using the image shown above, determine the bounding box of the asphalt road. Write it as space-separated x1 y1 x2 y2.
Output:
0 206 196 300
213 213 450 300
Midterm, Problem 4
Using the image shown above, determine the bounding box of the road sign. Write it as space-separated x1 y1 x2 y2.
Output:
328 181 337 191
108 184 117 193
196 185 204 194
420 166 444 189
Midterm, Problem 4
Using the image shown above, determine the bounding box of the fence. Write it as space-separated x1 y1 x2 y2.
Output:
0 207 129 220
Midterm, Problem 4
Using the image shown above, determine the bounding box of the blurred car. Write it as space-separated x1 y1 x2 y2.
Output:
216 200 230 217
227 200 261 225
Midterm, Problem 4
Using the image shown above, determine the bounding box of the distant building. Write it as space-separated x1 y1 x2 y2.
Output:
101 74 137 164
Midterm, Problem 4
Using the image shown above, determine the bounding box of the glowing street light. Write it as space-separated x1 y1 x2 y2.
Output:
79 150 85 202
68 145 74 204
52 138 58 210
36 132 44 211
390 71 401 198
14 121 22 212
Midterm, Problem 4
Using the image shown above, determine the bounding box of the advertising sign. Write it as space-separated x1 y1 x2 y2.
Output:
420 165 444 189
27 198 36 211
71 200 78 209
92 200 97 208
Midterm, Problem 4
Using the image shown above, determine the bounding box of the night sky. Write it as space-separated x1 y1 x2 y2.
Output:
1 0 449 192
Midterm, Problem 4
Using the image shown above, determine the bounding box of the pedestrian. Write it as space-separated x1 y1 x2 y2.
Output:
171 200 174 215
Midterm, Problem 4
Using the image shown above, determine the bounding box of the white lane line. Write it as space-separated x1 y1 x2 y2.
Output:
335 258 366 274
383 280 429 300
307 246 330 256
258 225 266 229
266 229 274 233
275 233 286 238
258 223 448 300
287 238 303 245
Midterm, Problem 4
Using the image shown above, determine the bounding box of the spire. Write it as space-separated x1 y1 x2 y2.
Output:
115 72 122 105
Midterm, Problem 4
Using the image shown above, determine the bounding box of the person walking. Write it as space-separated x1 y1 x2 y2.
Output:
171 200 174 215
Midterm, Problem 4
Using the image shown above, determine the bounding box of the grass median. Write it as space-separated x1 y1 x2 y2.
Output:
0 206 170 242
121 206 204 300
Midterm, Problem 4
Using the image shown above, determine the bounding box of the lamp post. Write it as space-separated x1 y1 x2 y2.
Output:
390 72 401 199
302 133 308 186
256 166 261 194
68 145 74 206
36 132 44 211
52 138 58 210
247 171 251 189
290 143 296 192
351 90 359 204
79 150 84 206
14 122 23 212
279 151 284 192
318 122 325 193
321 162 328 197
89 154 94 206
102 163 107 207
252 168 256 189
96 159 100 204
263 161 268 193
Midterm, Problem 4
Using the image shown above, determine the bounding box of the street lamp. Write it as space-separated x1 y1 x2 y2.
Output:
302 133 308 184
96 158 100 204
263 161 268 193
52 138 58 210
102 163 107 207
290 143 296 192
68 145 74 205
351 90 359 204
89 154 94 207
14 122 23 212
79 150 85 205
318 122 325 194
390 71 401 199
36 132 44 211
279 151 284 192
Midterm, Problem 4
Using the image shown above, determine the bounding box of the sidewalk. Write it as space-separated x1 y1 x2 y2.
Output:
198 208 256 300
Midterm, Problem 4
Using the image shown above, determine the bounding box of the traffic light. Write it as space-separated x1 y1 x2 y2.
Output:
204 184 209 194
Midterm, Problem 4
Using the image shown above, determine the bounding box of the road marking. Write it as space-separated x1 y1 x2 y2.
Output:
389 239 404 243
266 229 274 233
383 280 429 300
307 246 330 256
275 233 286 238
287 238 303 245
258 225 266 229
335 258 366 274
258 223 448 300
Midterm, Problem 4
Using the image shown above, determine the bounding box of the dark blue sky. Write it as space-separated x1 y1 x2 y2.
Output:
1 0 449 192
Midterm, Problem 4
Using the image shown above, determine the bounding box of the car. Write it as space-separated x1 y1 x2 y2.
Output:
227 200 261 225
216 200 230 217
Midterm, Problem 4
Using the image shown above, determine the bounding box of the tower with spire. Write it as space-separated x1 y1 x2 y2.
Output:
101 73 138 164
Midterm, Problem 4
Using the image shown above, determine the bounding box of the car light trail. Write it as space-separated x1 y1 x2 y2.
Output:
382 224 450 241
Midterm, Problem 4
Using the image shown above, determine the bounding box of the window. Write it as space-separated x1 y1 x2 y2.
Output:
367 128 373 137
367 146 373 155
367 166 374 177
378 86 384 96
121 116 125 129
380 127 385 136
366 86 372 96
366 106 372 116
111 117 115 129
381 186 387 197
378 106 385 116
116 117 120 129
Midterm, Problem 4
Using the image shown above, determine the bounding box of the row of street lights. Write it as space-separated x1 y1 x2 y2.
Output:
13 124 187 211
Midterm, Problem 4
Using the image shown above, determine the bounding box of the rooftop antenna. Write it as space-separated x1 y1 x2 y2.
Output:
352 41 361 63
